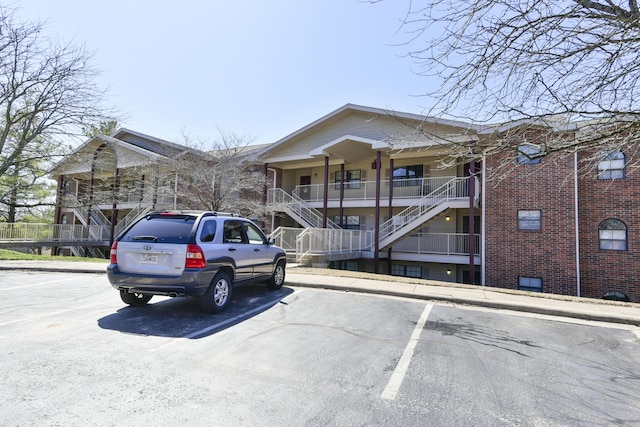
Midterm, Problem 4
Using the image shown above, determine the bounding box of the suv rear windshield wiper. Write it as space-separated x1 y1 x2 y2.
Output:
131 235 158 242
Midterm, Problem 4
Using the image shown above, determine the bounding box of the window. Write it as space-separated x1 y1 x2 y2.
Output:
518 210 541 230
393 165 423 187
224 220 246 244
517 144 541 164
391 264 422 278
199 220 217 242
329 261 359 271
519 277 543 292
334 170 361 189
598 151 625 180
61 214 68 225
332 215 360 230
599 219 627 250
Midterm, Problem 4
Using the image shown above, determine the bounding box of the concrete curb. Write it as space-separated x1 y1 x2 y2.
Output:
1 261 639 327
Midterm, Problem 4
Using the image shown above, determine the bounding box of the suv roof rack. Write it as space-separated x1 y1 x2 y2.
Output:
157 210 240 217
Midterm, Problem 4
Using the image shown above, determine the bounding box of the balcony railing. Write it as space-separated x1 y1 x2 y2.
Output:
270 226 480 262
0 223 111 243
392 232 480 256
292 176 462 202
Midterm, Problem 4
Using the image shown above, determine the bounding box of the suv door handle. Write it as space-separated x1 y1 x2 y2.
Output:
228 247 236 252
254 248 260 252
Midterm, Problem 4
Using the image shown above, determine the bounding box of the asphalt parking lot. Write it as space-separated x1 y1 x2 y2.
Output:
2 270 640 426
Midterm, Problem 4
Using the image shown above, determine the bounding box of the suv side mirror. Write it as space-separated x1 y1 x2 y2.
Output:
267 237 276 245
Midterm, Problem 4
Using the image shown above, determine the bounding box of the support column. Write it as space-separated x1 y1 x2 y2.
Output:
110 168 120 248
322 156 329 228
339 164 345 228
374 151 381 273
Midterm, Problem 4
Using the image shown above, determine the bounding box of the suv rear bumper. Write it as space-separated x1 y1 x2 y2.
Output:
107 264 216 297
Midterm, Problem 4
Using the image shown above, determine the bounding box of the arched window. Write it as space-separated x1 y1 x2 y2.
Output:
598 151 625 180
599 219 627 250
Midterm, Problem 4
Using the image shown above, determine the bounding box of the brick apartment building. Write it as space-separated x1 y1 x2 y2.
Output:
47 104 639 302
484 132 638 301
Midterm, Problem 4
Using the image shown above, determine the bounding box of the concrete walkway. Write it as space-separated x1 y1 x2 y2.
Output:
1 260 639 327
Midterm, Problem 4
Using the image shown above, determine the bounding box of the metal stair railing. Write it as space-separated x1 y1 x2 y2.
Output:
114 193 155 235
268 188 340 229
370 177 471 249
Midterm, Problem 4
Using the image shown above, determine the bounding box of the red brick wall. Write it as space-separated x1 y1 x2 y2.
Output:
484 150 579 295
576 150 640 301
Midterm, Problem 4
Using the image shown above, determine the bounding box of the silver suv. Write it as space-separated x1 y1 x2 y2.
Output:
107 211 286 313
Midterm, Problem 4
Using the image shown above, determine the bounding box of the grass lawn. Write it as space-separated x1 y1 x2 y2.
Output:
0 248 109 262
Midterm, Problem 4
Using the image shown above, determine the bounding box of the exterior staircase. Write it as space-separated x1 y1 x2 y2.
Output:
268 177 479 263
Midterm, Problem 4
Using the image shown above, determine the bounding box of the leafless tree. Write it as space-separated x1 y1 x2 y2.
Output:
374 0 640 177
0 6 115 219
165 129 268 220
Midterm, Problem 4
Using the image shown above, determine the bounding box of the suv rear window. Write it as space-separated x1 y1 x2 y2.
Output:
120 214 196 244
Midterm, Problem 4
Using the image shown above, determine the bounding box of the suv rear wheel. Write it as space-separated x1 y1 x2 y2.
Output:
120 291 153 306
201 271 232 313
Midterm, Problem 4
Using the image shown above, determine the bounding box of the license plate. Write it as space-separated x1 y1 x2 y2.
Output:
140 253 158 264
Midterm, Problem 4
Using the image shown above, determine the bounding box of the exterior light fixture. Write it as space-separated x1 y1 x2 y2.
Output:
445 215 451 222
446 269 452 275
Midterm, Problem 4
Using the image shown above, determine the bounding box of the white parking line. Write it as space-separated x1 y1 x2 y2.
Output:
381 303 433 401
149 289 303 352
0 301 108 327
0 277 80 291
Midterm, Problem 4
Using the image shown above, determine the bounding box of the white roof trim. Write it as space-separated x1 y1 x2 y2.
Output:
309 135 391 157
257 103 480 157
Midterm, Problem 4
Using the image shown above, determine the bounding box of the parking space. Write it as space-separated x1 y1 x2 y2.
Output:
2 271 640 426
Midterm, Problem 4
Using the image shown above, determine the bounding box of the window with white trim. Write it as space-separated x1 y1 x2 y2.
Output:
332 215 360 230
334 170 361 189
599 219 627 250
391 264 422 278
519 277 543 292
597 151 625 180
517 144 541 164
393 165 424 187
518 210 541 230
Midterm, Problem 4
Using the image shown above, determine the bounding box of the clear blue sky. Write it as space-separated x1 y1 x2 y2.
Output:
16 0 434 146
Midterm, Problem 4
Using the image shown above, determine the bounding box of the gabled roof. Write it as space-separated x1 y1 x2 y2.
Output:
255 103 481 158
111 128 193 158
49 129 197 176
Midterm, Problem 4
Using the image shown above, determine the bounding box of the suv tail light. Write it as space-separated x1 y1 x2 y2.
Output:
110 241 118 264
186 244 206 268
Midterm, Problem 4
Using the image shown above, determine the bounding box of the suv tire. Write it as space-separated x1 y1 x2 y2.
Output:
120 290 153 306
201 271 233 313
266 261 286 290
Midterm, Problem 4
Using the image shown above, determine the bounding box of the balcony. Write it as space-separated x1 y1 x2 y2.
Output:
292 176 469 203
270 226 480 265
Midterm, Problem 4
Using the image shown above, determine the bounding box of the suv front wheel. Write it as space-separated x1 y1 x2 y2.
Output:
201 271 233 313
266 261 285 290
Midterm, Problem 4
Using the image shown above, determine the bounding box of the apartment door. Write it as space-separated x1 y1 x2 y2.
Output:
300 175 311 200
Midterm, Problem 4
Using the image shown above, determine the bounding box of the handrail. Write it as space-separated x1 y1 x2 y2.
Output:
292 176 459 202
268 188 340 229
375 177 471 245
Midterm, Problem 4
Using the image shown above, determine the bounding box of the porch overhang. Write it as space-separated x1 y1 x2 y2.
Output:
309 135 391 164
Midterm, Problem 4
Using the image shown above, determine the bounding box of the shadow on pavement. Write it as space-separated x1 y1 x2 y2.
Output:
97 285 295 339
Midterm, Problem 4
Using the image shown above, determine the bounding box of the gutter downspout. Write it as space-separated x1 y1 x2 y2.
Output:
481 152 487 287
574 150 581 297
